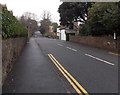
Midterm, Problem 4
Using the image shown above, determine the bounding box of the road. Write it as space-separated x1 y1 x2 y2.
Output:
3 31 119 95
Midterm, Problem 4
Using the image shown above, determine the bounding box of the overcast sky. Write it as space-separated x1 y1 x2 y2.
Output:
0 0 62 24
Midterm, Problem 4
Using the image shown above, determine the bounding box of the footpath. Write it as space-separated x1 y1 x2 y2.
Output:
2 37 66 93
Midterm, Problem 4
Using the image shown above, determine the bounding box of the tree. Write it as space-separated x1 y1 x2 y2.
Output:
19 12 38 37
103 2 120 36
87 3 107 36
58 2 92 26
22 12 38 21
52 23 58 32
86 2 120 36
41 10 51 20
39 11 52 34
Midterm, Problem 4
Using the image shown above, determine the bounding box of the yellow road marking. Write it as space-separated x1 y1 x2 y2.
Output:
108 52 120 56
48 54 89 95
50 54 89 95
48 54 82 95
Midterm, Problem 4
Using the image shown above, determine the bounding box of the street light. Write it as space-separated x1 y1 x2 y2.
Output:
27 22 32 40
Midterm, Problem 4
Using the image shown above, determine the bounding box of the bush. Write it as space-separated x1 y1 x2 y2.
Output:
1 5 28 38
86 2 120 36
80 24 91 36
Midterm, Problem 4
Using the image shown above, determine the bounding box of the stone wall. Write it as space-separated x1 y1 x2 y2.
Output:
2 37 27 83
0 35 2 88
70 36 120 52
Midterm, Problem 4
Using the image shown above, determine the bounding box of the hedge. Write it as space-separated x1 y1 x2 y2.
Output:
1 5 28 38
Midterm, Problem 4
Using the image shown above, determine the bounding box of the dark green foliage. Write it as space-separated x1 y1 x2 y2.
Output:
85 2 120 36
1 5 28 38
80 24 91 36
58 2 92 26
58 2 120 36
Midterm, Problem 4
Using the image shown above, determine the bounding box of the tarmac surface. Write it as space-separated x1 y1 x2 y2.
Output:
2 31 119 94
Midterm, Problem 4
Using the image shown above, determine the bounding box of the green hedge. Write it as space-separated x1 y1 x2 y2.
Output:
1 5 28 38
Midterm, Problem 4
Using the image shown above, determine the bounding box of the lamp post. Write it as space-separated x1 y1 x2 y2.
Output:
27 22 32 41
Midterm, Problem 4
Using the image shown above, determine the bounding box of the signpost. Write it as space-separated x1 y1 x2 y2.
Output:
114 32 116 40
113 32 117 49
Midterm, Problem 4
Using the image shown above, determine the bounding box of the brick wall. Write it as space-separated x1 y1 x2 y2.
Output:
70 36 120 52
2 37 27 83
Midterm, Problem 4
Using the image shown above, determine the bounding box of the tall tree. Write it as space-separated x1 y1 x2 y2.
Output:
20 12 38 36
87 2 120 36
39 11 52 34
58 2 92 26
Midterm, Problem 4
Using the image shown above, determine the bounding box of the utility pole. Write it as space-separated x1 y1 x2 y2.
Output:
27 26 30 42
27 22 32 42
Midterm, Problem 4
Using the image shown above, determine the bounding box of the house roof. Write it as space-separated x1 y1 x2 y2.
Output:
0 4 7 7
65 29 76 34
0 4 13 14
58 25 66 30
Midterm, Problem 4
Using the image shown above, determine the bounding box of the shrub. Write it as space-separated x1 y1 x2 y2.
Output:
80 24 91 36
1 5 28 38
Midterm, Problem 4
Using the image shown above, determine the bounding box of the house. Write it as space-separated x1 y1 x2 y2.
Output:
9 10 13 14
48 25 54 33
45 25 57 38
65 29 76 41
57 25 76 41
57 25 66 40
1 4 7 8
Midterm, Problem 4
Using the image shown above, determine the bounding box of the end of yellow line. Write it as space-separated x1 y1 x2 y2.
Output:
108 52 120 56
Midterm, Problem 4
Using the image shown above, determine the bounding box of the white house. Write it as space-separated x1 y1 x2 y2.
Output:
57 28 66 41
57 25 77 41
60 29 66 40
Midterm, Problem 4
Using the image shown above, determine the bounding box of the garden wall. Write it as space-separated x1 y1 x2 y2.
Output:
2 37 27 83
70 36 120 52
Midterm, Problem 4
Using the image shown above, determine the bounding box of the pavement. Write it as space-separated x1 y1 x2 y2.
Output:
2 32 67 93
2 31 119 95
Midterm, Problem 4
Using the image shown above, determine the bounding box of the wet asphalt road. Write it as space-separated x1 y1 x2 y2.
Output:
3 31 119 94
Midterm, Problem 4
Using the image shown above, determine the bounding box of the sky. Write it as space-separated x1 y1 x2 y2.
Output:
0 0 62 24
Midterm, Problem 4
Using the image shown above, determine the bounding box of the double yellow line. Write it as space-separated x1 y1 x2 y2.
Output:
48 54 89 95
